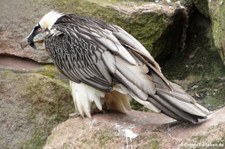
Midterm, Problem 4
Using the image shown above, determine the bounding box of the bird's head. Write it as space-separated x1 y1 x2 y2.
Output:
20 11 63 49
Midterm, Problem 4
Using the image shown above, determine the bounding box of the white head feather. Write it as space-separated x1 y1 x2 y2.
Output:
39 11 63 30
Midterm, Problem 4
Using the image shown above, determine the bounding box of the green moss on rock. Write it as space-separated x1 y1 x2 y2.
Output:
209 1 225 65
193 0 209 18
149 137 160 149
52 0 181 55
161 8 225 80
0 71 74 148
38 65 58 78
211 133 225 149
180 125 225 149
22 75 73 148
156 6 225 110
134 133 160 149
97 130 116 147
187 78 225 110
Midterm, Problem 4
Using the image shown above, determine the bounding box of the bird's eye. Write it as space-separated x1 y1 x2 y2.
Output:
38 28 42 32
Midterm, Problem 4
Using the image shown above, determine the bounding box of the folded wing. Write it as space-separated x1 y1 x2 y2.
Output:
45 14 209 123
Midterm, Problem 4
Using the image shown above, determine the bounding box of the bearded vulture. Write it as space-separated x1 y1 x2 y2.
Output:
21 11 209 123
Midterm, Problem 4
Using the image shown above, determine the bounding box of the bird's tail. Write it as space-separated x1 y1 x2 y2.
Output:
143 61 210 124
147 81 209 124
111 53 209 124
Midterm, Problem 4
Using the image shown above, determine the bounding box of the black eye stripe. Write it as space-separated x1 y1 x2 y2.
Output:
34 23 41 31
27 23 43 45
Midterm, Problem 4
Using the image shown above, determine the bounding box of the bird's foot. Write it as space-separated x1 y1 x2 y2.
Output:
69 109 106 119
69 112 80 118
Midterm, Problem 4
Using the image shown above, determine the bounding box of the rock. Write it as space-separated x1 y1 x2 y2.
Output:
208 1 225 65
157 1 225 110
192 0 209 18
187 78 225 111
44 108 225 149
0 0 54 64
0 70 74 148
0 40 52 64
55 0 188 57
0 0 74 148
192 0 225 65
0 54 42 70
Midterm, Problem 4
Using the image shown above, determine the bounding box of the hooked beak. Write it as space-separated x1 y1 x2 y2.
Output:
20 38 29 49
20 38 36 49
20 31 47 50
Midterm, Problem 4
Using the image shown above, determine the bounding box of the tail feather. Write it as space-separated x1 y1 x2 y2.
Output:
150 98 199 123
147 70 209 123
147 96 185 122
146 85 209 123
156 88 194 103
157 91 207 117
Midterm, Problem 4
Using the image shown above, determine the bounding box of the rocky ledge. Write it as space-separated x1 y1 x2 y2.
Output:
44 108 225 149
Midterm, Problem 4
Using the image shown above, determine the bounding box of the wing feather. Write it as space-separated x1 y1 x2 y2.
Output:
45 26 112 91
110 25 161 70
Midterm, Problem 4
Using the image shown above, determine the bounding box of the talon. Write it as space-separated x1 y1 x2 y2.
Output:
69 112 80 118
